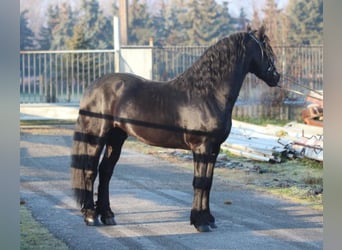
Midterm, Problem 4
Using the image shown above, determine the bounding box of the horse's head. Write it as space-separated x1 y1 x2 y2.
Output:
247 25 280 87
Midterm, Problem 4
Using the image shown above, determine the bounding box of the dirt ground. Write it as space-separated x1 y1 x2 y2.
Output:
20 125 323 249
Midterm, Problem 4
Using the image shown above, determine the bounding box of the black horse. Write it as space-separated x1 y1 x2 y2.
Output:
71 25 280 232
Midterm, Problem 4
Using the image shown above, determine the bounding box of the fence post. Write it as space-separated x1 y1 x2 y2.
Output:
114 16 120 73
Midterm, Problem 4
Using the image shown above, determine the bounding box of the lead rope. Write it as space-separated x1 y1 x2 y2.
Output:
281 75 323 96
277 75 323 101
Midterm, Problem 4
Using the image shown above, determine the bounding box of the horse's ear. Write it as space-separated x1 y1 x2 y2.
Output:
246 24 252 33
258 25 266 40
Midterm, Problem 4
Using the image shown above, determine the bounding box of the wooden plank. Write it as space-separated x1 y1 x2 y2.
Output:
303 117 323 127
221 146 271 162
224 130 289 162
226 136 287 155
265 122 323 140
222 142 283 162
292 136 323 161
225 120 324 162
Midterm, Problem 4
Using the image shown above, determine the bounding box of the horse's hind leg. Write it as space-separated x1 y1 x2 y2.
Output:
96 128 127 225
71 113 111 226
71 132 105 226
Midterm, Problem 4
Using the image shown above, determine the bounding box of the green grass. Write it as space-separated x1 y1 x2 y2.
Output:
20 119 76 126
267 186 323 211
233 116 292 126
243 157 323 210
20 203 69 249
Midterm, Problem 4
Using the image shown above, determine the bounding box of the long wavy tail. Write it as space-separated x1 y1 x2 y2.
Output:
70 114 106 207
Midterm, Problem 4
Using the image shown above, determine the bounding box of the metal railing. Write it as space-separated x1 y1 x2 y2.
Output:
152 46 208 81
152 45 323 105
20 50 116 103
20 45 323 105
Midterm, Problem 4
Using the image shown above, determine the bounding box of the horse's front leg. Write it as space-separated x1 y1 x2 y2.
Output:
190 146 219 232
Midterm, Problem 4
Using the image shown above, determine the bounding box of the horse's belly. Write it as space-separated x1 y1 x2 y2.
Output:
125 125 190 150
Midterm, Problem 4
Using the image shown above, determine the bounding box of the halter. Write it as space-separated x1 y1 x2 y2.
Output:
248 31 275 73
248 31 264 60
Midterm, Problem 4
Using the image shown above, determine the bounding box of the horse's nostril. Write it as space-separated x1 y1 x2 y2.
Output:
275 72 280 82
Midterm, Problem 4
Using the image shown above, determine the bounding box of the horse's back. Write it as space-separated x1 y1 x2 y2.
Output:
79 73 144 110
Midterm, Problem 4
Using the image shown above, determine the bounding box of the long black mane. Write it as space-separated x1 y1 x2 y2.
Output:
172 32 247 94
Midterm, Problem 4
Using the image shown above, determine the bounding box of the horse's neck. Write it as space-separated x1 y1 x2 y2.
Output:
217 70 247 110
172 34 249 109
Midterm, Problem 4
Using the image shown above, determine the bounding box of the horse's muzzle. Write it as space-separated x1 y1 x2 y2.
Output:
274 71 280 83
269 70 280 86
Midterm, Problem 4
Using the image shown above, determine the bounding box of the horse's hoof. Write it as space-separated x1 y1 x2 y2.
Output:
98 209 116 225
101 216 116 225
209 222 217 229
195 225 211 232
84 216 100 226
82 208 100 226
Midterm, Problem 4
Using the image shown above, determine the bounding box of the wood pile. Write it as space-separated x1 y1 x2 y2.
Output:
301 90 323 127
221 120 323 162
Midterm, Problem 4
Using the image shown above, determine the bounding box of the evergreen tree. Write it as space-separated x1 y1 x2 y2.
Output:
184 0 202 45
183 0 230 45
46 4 61 50
261 0 280 43
152 0 169 46
164 0 189 45
236 8 248 31
276 11 291 45
20 10 36 50
112 1 119 16
128 0 154 45
99 17 115 49
217 1 233 38
75 0 109 49
37 5 59 50
36 4 74 50
143 0 234 46
101 1 120 49
251 3 262 30
66 24 91 50
286 0 323 45
65 23 95 92
200 0 225 44
49 3 74 50
37 24 52 50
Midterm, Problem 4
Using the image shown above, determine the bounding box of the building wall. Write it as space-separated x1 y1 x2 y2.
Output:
120 47 153 80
